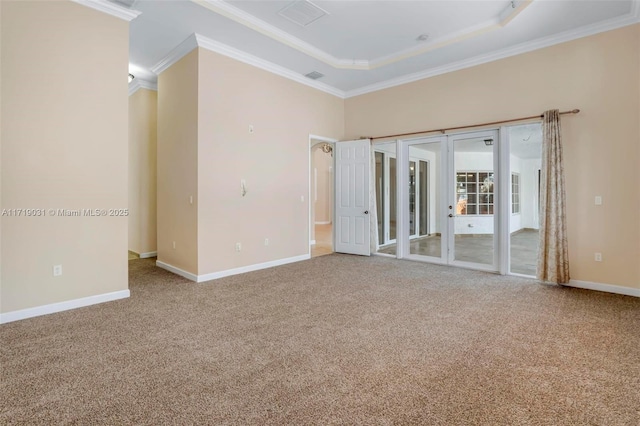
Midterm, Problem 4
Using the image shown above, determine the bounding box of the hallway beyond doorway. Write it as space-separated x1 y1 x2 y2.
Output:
312 224 333 258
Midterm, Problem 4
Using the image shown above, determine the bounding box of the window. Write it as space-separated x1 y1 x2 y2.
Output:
456 171 494 215
511 173 520 214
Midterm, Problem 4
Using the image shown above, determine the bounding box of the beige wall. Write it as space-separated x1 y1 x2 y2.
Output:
129 88 158 255
0 1 129 313
196 48 344 275
346 24 640 289
157 50 199 273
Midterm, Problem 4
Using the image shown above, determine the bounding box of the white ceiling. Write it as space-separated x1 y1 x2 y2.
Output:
123 0 639 97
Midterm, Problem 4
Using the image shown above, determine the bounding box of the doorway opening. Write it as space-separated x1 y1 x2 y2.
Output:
310 136 336 258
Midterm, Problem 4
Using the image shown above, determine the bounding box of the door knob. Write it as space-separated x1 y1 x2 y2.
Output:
364 210 369 215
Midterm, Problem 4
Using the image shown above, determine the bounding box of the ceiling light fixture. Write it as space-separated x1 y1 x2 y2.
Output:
416 34 429 42
128 73 135 83
484 139 494 146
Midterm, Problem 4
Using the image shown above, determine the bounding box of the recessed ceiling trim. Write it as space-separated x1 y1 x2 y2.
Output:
369 1 534 69
150 33 346 98
191 0 362 69
346 5 640 98
190 0 532 70
149 0 640 101
129 78 158 96
71 0 142 21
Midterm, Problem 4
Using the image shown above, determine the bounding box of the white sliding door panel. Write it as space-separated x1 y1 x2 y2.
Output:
335 140 371 256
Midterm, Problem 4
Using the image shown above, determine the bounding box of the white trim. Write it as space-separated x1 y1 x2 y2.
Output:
197 254 311 283
128 79 158 96
193 34 344 98
314 221 331 225
345 6 640 98
310 240 316 245
190 0 528 71
155 260 198 281
151 34 199 75
192 0 364 70
0 290 130 324
150 33 344 98
71 0 141 22
147 2 640 100
139 251 158 259
565 280 640 298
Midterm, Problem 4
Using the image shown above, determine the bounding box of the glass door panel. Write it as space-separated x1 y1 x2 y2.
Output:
450 133 497 268
418 161 429 236
389 157 397 242
409 161 416 236
408 142 442 260
375 152 384 245
508 123 542 276
373 143 397 256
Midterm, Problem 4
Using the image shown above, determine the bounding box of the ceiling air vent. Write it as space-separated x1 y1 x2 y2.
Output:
278 1 328 27
304 71 324 80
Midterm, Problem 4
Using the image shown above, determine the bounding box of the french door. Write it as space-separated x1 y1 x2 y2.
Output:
400 130 500 272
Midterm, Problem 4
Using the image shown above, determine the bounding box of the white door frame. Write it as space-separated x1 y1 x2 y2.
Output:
309 135 337 254
447 129 500 273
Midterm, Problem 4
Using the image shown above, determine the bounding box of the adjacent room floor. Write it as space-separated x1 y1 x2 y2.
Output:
311 223 332 258
379 229 538 276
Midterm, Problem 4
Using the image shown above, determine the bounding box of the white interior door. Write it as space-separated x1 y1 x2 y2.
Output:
334 139 371 256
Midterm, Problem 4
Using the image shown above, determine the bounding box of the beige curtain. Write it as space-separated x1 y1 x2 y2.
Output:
537 109 570 284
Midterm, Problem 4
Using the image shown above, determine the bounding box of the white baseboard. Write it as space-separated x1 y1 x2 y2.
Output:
156 260 198 281
0 290 130 324
139 251 158 259
157 255 310 283
314 221 331 225
310 240 316 245
566 279 640 298
197 254 310 283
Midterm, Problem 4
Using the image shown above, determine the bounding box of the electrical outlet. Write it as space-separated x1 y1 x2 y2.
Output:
172 241 176 250
595 252 602 262
53 265 62 277
264 238 269 246
595 196 602 205
235 242 242 252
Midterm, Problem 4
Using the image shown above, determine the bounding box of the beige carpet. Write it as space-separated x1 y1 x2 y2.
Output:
1 255 639 425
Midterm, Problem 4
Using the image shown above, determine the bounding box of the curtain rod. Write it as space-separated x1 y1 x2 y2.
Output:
367 109 580 141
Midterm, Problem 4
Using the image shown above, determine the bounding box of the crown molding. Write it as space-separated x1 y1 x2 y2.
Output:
191 0 528 71
345 3 640 98
150 34 199 75
71 0 141 21
191 0 364 70
150 33 345 98
129 78 158 96
193 34 345 98
368 1 532 69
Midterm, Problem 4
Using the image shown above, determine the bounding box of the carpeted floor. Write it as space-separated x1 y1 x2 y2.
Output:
1 255 639 425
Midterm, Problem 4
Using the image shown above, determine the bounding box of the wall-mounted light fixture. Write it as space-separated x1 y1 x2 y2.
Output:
128 73 135 83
